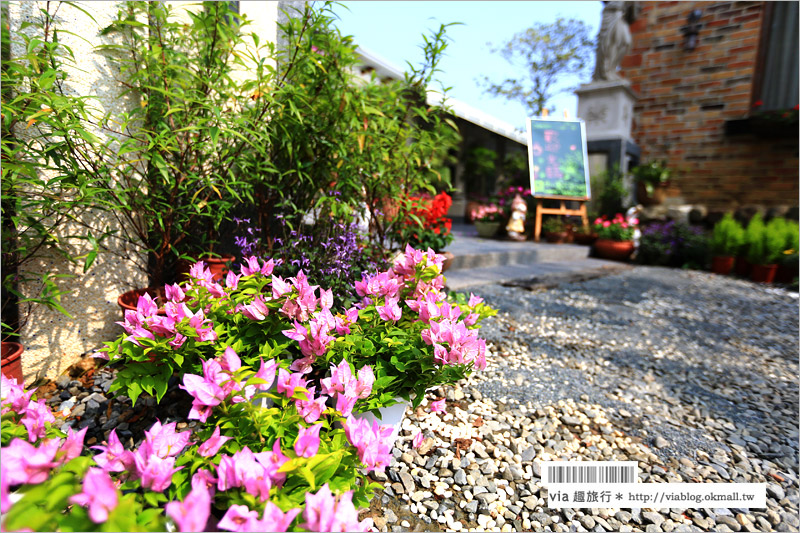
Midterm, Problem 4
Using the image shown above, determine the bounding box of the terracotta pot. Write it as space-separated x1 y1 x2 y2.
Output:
177 254 235 282
544 231 569 244
750 264 778 284
594 239 635 261
440 251 455 272
573 232 598 245
734 256 752 277
117 287 167 316
1 341 24 383
710 255 735 275
474 221 501 238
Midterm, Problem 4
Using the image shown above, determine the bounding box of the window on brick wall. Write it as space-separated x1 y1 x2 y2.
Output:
753 1 798 111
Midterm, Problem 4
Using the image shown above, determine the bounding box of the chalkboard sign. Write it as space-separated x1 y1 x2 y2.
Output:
526 118 591 199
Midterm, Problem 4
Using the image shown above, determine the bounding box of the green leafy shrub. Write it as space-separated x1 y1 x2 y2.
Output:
744 213 767 265
709 213 745 257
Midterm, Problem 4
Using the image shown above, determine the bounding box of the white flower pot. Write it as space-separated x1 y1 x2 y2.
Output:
354 398 410 436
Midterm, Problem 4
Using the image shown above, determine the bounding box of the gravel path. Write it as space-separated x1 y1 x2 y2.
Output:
369 266 799 532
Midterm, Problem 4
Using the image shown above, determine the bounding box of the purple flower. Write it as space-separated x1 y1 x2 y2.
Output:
69 467 119 523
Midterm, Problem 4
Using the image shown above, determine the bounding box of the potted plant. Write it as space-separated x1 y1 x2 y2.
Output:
737 213 765 278
542 217 570 243
592 214 637 261
631 160 671 206
99 2 264 309
747 215 786 283
470 204 505 238
572 223 598 245
709 213 745 275
398 192 455 269
775 219 799 284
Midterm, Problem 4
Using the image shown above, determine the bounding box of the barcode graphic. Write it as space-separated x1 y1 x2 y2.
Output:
542 461 638 485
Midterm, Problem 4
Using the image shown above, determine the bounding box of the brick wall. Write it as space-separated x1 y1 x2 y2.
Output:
620 1 798 211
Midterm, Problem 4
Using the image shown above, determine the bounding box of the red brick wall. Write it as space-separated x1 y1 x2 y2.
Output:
620 1 798 210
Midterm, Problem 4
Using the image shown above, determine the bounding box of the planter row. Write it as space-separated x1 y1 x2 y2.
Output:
711 255 797 284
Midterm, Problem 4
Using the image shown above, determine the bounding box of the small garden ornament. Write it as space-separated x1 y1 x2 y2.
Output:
505 194 528 241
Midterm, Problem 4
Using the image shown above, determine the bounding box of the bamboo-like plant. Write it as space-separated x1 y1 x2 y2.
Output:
709 213 744 257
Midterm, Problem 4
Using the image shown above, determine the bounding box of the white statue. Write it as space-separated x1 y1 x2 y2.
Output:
593 1 637 81
505 194 528 241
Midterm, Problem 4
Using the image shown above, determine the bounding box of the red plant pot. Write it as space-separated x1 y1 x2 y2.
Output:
573 233 598 246
593 239 635 261
1 341 24 383
710 255 735 276
734 256 751 277
750 264 778 284
544 231 569 244
117 287 167 316
441 251 455 272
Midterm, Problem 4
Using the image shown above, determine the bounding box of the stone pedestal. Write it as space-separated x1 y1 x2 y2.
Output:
576 80 640 207
576 79 637 141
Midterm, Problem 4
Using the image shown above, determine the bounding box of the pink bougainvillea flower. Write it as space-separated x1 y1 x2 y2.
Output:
430 399 446 413
376 296 402 322
181 374 225 423
140 420 191 459
219 346 242 373
295 386 328 423
335 392 358 417
136 291 159 317
218 504 260 532
302 484 373 532
240 256 263 277
252 358 278 392
166 486 211 532
276 368 307 398
271 275 292 299
191 468 218 496
225 270 241 290
1 437 60 488
21 398 55 442
135 453 182 492
57 427 88 466
342 416 394 473
294 423 322 458
240 295 269 321
253 439 289 487
354 365 375 399
319 288 333 310
69 467 119 523
165 283 185 302
319 359 355 396
1 374 34 415
92 429 135 473
468 293 484 307
253 501 302 532
197 425 232 458
412 432 424 449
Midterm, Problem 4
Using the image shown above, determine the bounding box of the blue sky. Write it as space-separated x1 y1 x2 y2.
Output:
332 1 604 131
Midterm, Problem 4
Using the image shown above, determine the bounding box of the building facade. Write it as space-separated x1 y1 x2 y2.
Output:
620 1 798 214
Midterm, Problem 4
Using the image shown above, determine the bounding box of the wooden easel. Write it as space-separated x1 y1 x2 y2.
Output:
533 196 590 242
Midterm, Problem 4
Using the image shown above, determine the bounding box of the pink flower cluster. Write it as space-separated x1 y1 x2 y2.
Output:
92 420 189 492
0 374 55 441
320 359 374 417
181 347 276 422
302 483 373 532
1 426 87 512
421 318 487 370
115 286 218 352
342 415 394 473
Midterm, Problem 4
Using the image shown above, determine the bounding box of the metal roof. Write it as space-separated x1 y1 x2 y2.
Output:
355 46 527 145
